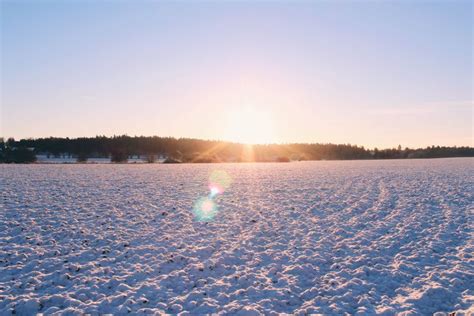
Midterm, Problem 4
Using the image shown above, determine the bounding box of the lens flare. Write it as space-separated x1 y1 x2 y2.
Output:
192 170 232 221
209 170 232 193
209 185 221 198
193 197 218 221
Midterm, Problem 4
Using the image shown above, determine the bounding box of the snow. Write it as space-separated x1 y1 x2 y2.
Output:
1 158 473 315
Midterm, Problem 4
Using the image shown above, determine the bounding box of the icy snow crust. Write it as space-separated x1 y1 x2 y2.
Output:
1 158 473 315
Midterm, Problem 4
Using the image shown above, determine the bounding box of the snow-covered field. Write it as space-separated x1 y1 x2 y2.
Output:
1 158 473 315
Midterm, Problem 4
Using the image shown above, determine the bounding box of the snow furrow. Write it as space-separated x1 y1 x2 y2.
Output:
0 159 472 315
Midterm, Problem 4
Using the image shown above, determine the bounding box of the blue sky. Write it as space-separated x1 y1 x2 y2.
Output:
1 0 472 147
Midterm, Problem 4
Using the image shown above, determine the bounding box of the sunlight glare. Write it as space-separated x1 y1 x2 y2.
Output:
224 105 275 144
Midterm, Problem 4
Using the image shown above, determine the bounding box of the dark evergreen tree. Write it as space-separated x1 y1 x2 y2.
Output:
3 135 472 163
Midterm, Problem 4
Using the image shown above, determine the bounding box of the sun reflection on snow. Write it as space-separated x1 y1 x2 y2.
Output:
192 170 232 221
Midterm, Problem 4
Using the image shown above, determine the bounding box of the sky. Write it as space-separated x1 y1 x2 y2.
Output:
1 0 472 148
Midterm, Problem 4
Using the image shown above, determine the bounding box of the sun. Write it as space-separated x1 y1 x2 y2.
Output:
224 106 275 144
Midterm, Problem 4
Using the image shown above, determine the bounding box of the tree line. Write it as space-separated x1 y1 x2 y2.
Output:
0 136 472 163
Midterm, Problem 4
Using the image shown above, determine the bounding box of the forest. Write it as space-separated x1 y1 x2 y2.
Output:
1 136 473 163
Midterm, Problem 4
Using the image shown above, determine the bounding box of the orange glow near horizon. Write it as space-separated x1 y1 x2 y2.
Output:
240 144 255 162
